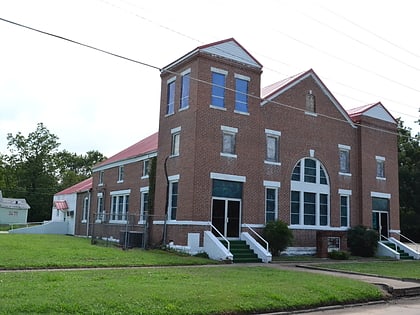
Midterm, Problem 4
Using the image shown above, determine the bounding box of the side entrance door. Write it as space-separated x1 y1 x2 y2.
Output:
372 211 389 240
211 198 241 238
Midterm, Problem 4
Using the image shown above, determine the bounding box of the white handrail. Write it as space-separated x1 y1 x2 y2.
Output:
209 223 230 252
243 224 269 252
394 231 419 253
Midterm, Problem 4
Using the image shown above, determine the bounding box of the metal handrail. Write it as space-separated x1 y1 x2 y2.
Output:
209 223 230 252
394 231 419 253
243 224 269 252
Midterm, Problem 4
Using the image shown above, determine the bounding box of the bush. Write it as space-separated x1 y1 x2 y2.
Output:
328 250 350 260
347 225 379 257
263 220 293 256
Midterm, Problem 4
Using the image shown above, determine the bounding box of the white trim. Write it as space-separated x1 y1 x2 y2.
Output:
371 191 391 199
289 225 349 231
376 176 387 181
234 110 250 116
338 189 352 195
153 220 210 226
180 68 191 76
211 67 228 75
265 129 281 136
220 153 237 158
166 76 176 84
110 189 131 195
171 126 181 134
264 180 281 188
210 172 246 182
305 111 318 117
140 186 149 193
339 172 352 177
338 144 351 150
242 223 265 228
221 125 238 133
97 192 103 197
168 174 180 181
309 149 315 157
92 152 157 173
376 156 386 161
210 105 227 111
264 160 281 166
234 73 250 81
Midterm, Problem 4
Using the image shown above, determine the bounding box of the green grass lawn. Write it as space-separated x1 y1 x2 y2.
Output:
0 234 385 314
314 260 420 279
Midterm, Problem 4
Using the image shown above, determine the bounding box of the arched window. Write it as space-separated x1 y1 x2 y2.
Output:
290 158 330 227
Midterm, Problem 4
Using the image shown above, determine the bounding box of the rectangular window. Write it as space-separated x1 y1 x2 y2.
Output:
118 166 124 182
304 159 316 183
320 194 328 226
171 127 181 156
265 129 281 164
292 161 301 181
169 181 178 220
97 194 104 221
339 146 350 174
376 156 386 179
221 126 238 157
180 70 190 110
265 188 277 223
340 195 349 227
372 197 390 212
291 191 300 224
111 194 129 222
211 70 226 108
142 159 150 178
234 75 249 113
139 188 149 223
303 192 316 225
99 171 104 185
166 78 176 115
82 196 89 222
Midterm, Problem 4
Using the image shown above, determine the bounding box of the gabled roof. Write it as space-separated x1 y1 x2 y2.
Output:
261 69 356 127
94 132 158 170
55 177 92 196
162 38 263 71
347 102 397 124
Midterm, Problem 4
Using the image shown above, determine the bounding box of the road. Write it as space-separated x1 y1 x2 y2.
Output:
307 297 420 315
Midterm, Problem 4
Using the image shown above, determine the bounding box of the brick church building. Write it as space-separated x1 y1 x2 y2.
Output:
81 38 399 261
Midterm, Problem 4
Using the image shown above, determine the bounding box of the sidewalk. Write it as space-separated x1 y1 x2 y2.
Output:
266 262 420 298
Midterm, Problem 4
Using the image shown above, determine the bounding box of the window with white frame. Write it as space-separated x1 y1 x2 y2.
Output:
117 165 124 182
376 156 386 179
166 77 176 115
264 181 280 223
99 170 104 185
139 187 149 223
142 159 150 178
82 196 89 222
171 127 181 157
338 144 351 174
96 193 104 221
110 190 130 222
168 175 179 221
265 129 281 164
234 74 249 113
306 90 316 112
211 68 227 109
290 158 330 226
339 190 351 227
221 126 237 157
180 69 190 110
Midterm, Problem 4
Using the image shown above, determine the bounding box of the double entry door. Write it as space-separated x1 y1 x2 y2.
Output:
211 198 241 238
372 211 389 240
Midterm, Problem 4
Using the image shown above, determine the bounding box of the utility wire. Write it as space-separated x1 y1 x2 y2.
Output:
0 16 418 141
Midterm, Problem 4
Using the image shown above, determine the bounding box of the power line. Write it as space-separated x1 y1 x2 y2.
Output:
0 16 418 141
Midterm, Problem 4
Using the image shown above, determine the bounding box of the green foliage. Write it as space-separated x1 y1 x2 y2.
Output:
347 225 379 257
263 220 293 256
147 156 157 214
328 250 350 260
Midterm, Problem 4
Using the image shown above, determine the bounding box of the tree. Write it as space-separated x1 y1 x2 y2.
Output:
398 118 420 241
5 123 60 221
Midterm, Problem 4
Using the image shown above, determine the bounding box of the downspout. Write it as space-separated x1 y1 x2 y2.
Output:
86 188 92 237
162 155 170 246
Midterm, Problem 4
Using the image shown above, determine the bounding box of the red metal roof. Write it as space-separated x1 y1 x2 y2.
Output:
55 177 92 196
94 132 158 169
54 200 68 211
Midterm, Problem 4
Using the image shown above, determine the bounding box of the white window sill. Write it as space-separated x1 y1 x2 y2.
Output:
117 180 124 184
81 220 87 223
138 220 145 225
141 175 149 180
264 160 281 166
210 104 226 111
170 154 179 158
165 112 174 117
305 111 317 117
376 177 386 181
339 172 352 177
109 220 128 224
234 110 249 116
179 106 189 112
98 183 104 187
95 219 102 223
220 153 237 158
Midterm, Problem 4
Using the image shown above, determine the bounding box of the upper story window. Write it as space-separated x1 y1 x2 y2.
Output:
220 125 238 158
211 68 227 109
234 74 249 114
166 77 176 115
118 165 124 182
98 170 104 185
265 129 281 165
171 126 181 157
180 69 190 110
376 156 386 179
306 90 316 113
338 144 351 175
142 159 150 178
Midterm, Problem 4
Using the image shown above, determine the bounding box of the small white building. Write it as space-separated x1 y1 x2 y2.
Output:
0 190 30 224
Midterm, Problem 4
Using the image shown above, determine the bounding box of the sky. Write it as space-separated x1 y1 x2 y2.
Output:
0 0 419 157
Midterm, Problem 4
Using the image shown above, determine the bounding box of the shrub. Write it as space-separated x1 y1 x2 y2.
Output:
328 250 350 260
263 220 293 256
347 225 379 257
